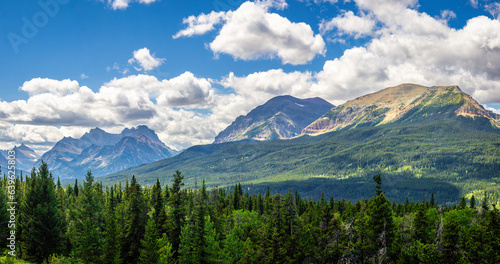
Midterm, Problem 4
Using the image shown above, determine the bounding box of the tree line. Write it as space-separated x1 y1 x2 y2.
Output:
0 162 499 263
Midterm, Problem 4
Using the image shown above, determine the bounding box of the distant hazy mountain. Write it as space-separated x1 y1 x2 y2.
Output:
0 152 8 170
214 95 333 143
37 125 177 180
12 144 41 171
0 144 40 171
302 84 500 135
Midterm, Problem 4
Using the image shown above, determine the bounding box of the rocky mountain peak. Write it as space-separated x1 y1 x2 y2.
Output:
302 84 499 136
214 95 333 143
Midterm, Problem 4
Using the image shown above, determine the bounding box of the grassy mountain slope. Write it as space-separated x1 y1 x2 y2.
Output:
103 117 500 204
303 84 500 135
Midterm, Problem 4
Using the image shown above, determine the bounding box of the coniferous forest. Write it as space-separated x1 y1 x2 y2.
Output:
1 162 500 264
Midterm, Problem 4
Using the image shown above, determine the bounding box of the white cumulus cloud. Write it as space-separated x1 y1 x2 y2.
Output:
105 0 160 10
20 78 80 96
173 11 230 39
319 11 376 38
209 1 325 65
128 48 166 71
174 1 325 65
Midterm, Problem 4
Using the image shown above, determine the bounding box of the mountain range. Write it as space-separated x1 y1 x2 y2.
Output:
37 125 178 180
214 95 333 143
103 84 500 204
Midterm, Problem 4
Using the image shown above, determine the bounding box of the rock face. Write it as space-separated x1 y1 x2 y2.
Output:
214 95 334 143
303 84 500 135
36 126 177 179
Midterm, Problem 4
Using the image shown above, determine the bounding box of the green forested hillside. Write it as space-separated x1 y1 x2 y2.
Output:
103 115 500 205
2 166 500 264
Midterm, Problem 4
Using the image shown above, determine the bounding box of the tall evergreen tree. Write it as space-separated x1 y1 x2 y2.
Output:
0 171 9 249
69 170 104 263
179 180 211 263
74 179 79 197
19 161 63 263
459 196 467 209
169 170 185 259
482 191 489 212
139 213 160 264
151 178 167 234
413 203 430 243
104 186 121 264
442 214 460 263
430 193 435 207
366 174 395 263
470 194 476 209
122 175 147 264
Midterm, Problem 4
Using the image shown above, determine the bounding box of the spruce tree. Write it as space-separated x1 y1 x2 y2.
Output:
122 175 147 264
151 178 167 234
459 196 467 209
104 186 120 264
19 161 63 263
70 170 104 263
74 179 79 197
0 174 9 249
482 192 489 212
139 214 160 263
430 193 435 207
442 214 460 263
366 174 395 262
157 233 174 263
413 203 430 243
169 170 185 259
470 195 476 209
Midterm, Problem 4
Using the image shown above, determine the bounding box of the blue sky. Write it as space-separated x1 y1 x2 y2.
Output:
1 0 499 153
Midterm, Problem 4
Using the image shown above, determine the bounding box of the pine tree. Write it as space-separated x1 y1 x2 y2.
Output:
459 196 467 209
233 184 241 210
0 173 9 249
169 170 185 259
69 170 104 263
151 178 167 234
484 205 500 264
178 222 197 263
373 174 383 196
158 233 174 263
430 193 435 207
193 186 207 262
19 161 63 263
122 175 147 264
470 195 476 209
482 192 489 212
74 178 79 197
442 214 460 263
139 213 160 263
104 186 121 264
366 174 395 263
413 203 430 243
